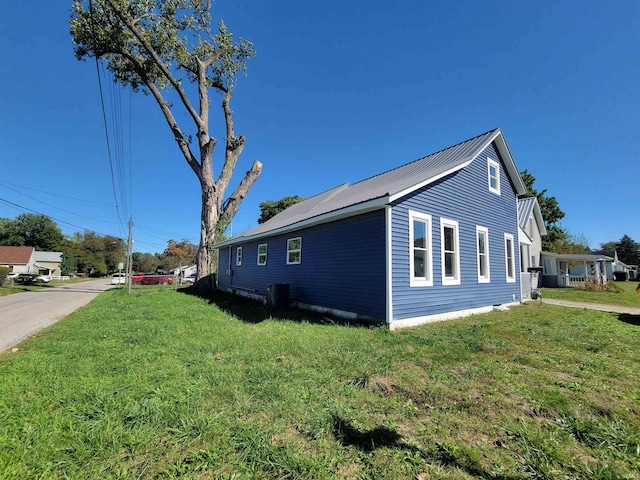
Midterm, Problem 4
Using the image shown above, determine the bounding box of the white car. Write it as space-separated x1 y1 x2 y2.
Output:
110 273 126 285
181 274 196 284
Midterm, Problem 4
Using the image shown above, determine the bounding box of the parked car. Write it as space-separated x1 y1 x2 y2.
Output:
36 275 51 283
110 273 126 285
181 274 196 284
131 273 145 284
135 273 174 285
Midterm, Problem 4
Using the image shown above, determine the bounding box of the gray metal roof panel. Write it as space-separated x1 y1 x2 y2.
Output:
215 128 517 247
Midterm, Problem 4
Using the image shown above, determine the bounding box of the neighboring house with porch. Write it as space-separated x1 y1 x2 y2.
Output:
0 246 37 274
541 252 613 287
34 251 63 279
214 128 529 329
590 250 631 281
517 196 546 299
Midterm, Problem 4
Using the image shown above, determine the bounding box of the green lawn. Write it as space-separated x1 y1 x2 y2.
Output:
1 287 639 479
542 280 640 308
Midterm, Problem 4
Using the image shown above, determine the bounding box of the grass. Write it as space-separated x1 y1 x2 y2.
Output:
1 287 639 479
542 280 640 308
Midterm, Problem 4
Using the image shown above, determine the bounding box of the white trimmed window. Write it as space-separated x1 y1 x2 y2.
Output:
257 243 267 266
488 158 500 195
409 210 433 287
504 233 516 282
441 218 460 285
236 246 243 266
476 226 490 283
287 237 302 265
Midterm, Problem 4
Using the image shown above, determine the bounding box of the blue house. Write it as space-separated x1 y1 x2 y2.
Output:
214 128 528 329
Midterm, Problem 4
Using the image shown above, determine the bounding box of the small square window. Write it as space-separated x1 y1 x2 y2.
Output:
236 246 243 266
257 244 267 266
488 158 501 195
287 237 302 265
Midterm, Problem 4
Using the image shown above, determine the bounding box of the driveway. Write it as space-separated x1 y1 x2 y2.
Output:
0 279 115 353
542 298 640 315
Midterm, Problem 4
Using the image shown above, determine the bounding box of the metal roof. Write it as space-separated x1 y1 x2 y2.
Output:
215 128 527 248
34 251 62 263
517 196 548 237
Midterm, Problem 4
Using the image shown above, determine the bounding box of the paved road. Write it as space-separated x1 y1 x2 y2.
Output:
542 298 640 315
0 279 115 353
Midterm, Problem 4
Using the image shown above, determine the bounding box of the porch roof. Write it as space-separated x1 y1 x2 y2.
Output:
541 252 613 262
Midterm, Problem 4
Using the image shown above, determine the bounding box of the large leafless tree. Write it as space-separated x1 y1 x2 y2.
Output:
70 0 261 279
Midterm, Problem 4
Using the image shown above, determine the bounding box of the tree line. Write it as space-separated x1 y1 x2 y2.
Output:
0 214 197 277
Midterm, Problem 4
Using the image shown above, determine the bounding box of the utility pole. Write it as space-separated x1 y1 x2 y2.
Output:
126 216 133 294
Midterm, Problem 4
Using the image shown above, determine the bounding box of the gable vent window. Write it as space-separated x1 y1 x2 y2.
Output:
488 158 501 195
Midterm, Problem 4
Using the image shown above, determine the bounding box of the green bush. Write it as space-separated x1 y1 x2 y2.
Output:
0 266 11 286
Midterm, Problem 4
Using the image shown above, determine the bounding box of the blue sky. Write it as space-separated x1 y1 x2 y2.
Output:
1 1 638 253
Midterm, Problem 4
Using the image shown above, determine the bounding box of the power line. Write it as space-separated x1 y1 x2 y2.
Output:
88 0 127 237
0 181 115 207
0 197 119 238
0 183 119 224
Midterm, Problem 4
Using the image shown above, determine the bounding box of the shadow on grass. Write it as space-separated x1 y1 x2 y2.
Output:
331 416 412 453
179 287 381 328
618 313 640 326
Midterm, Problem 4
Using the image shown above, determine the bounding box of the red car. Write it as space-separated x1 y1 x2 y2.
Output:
132 273 174 285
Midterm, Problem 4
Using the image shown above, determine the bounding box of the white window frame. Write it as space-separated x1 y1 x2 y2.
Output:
286 237 302 265
236 246 243 266
409 210 433 287
257 243 267 266
488 158 501 195
441 218 460 286
504 233 516 282
476 226 490 283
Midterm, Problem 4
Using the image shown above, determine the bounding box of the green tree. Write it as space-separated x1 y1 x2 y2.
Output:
520 170 566 251
70 0 261 280
614 235 640 265
258 195 305 224
132 252 160 273
0 214 63 250
60 251 77 276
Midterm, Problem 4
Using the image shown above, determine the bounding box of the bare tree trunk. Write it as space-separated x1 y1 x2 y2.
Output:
197 180 218 280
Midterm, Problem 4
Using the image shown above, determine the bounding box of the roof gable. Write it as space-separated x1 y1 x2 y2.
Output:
517 196 547 236
0 246 35 265
216 129 527 248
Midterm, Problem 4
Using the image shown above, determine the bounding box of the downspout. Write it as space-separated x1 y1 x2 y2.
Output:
228 246 233 287
385 206 393 328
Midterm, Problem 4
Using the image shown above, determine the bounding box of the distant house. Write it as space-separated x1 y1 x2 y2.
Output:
214 128 530 329
0 246 37 275
541 252 613 287
34 251 63 279
517 196 546 299
568 249 630 282
172 264 197 278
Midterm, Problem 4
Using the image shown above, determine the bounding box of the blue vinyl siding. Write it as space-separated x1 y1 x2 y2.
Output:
391 142 520 320
218 210 386 319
